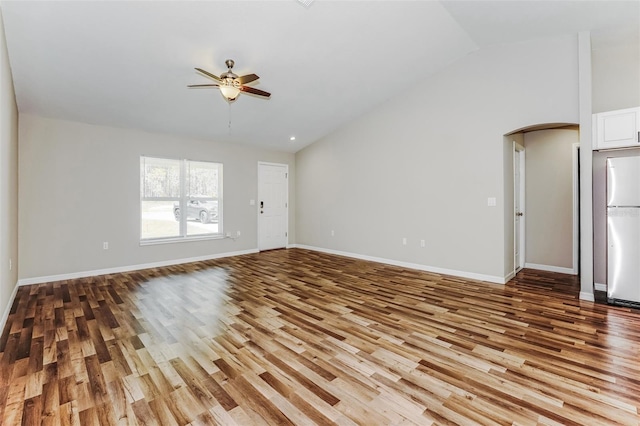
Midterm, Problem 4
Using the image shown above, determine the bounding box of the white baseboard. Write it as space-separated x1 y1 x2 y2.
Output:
504 270 516 283
579 291 595 302
296 245 507 284
594 283 607 292
0 281 19 334
524 263 577 275
17 249 259 287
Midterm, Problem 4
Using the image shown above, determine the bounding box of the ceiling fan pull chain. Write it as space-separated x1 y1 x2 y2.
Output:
228 102 232 133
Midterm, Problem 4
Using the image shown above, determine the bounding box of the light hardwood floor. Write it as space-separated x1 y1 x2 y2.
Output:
1 248 639 425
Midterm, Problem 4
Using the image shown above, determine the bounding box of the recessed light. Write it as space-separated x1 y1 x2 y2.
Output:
290 136 296 141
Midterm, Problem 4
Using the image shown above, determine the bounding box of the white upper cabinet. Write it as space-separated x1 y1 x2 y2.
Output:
593 107 640 150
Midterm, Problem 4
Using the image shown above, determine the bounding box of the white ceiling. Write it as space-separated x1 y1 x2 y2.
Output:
1 1 638 153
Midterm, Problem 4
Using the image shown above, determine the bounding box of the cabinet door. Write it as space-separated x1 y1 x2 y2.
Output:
594 107 640 150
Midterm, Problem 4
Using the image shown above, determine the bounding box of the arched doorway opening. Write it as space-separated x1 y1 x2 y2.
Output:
503 123 580 281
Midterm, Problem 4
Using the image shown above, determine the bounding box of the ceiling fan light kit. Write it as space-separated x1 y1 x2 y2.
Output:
189 59 270 103
219 81 240 102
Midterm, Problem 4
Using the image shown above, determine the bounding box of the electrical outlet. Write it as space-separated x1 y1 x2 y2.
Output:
103 242 109 250
226 232 231 237
420 239 426 248
331 230 335 237
236 230 241 237
402 237 407 246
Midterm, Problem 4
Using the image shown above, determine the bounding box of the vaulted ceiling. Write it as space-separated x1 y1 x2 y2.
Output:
1 1 638 152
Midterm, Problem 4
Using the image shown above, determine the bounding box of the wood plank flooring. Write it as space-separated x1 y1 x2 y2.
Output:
1 248 639 425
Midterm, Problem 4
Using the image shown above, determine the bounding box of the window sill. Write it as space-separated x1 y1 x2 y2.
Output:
140 234 226 246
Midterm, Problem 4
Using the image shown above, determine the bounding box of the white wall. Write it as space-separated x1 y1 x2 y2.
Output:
524 129 578 271
296 35 579 283
592 41 640 113
0 8 19 324
18 115 295 281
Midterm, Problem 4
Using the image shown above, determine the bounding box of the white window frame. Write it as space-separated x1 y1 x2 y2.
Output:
140 156 223 244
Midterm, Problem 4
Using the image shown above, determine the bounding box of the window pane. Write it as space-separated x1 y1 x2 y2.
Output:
140 157 223 242
141 157 180 198
141 201 180 239
187 161 220 198
186 199 220 236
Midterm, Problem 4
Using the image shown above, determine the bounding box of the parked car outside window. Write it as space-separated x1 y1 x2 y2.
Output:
173 200 218 224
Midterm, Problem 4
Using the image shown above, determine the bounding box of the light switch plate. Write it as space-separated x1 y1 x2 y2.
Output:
487 197 497 207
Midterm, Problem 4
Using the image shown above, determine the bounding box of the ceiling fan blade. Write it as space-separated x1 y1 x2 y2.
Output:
195 68 222 83
237 73 259 85
187 84 220 88
240 86 271 98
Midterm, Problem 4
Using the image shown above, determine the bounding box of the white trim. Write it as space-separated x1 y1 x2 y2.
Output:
17 249 258 286
513 143 526 276
524 262 577 275
594 282 607 292
140 234 226 246
504 270 516 283
0 281 19 334
297 245 507 284
572 142 580 275
578 31 595 303
579 291 595 302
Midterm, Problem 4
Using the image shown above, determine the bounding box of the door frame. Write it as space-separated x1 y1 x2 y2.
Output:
572 143 580 275
257 161 289 251
514 142 526 274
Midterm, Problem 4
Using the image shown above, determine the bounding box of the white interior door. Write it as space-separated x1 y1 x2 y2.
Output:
258 162 288 251
514 144 525 272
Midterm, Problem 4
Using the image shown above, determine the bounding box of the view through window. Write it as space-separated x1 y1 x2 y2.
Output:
140 156 222 241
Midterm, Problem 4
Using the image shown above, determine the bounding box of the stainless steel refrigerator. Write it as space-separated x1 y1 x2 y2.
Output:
607 156 640 306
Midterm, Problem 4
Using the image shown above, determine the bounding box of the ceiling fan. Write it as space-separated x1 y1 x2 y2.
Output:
188 59 271 103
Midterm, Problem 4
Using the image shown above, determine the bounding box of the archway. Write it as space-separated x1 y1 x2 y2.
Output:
503 123 579 281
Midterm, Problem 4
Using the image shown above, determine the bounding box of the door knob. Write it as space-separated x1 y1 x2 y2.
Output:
516 212 523 217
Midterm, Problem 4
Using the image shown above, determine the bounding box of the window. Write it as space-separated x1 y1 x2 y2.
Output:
140 156 222 242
